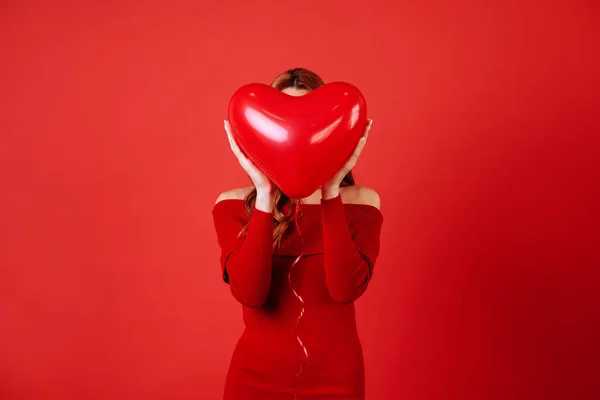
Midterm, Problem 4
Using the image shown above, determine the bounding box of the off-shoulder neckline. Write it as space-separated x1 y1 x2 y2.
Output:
213 198 382 214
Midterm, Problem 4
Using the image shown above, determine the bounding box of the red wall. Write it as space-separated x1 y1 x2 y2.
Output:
1 1 598 399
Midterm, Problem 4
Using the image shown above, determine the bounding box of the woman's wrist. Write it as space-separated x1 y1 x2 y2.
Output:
255 188 275 213
321 185 340 200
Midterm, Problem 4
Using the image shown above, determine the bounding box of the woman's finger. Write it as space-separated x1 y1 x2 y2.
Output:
355 136 367 156
224 120 232 135
224 122 252 170
224 122 242 155
345 136 367 170
226 132 240 156
224 120 237 145
364 118 373 139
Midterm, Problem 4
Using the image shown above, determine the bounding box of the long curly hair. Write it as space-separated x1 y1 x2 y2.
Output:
239 68 355 249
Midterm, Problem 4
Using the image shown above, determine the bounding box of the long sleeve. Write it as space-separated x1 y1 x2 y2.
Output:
212 201 274 308
320 194 383 304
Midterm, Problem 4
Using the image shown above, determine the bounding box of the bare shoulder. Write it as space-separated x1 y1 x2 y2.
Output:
215 186 254 204
340 185 381 209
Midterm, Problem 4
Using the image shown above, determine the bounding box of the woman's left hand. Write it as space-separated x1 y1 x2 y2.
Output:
321 118 373 200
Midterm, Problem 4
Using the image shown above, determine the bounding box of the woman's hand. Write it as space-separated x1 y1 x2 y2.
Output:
321 118 373 200
224 120 274 212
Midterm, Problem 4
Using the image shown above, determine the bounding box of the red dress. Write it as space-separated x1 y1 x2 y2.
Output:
212 195 383 400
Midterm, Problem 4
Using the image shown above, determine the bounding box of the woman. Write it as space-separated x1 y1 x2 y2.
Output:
212 68 383 400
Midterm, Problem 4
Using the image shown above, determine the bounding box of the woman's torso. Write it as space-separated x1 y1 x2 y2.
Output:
223 201 368 399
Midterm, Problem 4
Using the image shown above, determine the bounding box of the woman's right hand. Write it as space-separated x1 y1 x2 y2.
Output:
224 120 274 212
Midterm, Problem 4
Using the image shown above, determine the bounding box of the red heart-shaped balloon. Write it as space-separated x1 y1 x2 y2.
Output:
228 82 368 199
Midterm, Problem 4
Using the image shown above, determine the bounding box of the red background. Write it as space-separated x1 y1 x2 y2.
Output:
1 1 599 399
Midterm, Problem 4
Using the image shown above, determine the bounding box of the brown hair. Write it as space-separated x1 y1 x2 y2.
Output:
240 67 355 249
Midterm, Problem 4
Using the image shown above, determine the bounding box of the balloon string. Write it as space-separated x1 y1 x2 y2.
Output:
289 199 307 400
